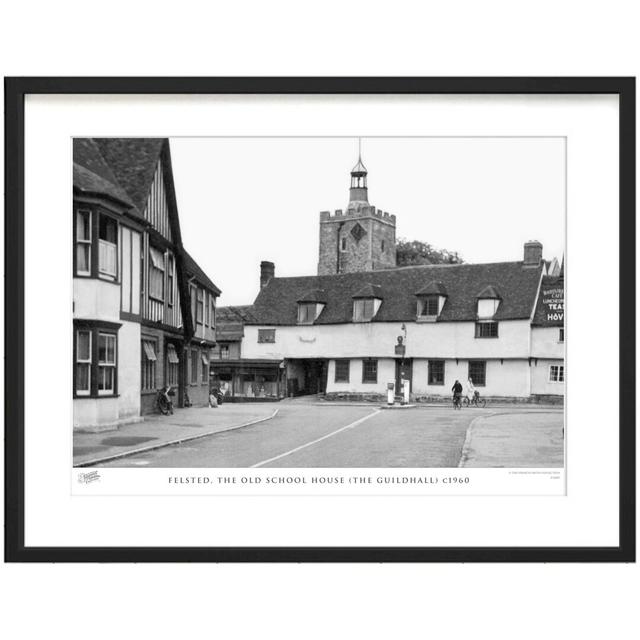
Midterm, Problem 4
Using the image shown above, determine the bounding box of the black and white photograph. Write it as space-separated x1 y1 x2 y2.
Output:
6 76 632 564
72 135 565 473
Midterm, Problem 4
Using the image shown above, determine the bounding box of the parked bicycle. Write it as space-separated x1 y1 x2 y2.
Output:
156 385 174 415
463 391 486 408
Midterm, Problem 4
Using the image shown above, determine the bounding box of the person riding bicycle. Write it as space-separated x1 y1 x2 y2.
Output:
451 379 463 404
466 377 479 403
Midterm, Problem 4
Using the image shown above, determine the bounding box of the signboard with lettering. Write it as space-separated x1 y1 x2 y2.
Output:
537 285 564 325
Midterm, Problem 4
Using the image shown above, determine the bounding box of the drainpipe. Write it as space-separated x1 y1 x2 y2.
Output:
336 221 345 274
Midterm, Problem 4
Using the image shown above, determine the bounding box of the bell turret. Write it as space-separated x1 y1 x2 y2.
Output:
348 154 369 207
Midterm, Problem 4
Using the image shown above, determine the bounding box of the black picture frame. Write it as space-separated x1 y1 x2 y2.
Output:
4 77 635 563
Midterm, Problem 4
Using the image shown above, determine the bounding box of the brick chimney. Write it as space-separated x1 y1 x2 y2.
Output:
523 240 543 266
260 261 275 289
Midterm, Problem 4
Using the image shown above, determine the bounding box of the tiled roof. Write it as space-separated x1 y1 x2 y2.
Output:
297 289 328 303
183 250 221 295
352 283 383 299
73 162 135 209
476 284 502 299
532 276 564 327
218 305 258 323
73 139 136 209
415 280 448 296
248 261 543 325
91 138 165 212
216 305 258 341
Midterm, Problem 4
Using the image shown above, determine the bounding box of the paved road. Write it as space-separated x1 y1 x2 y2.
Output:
98 403 562 468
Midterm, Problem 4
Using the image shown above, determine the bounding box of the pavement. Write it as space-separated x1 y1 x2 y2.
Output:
459 410 564 467
73 404 279 467
92 402 564 469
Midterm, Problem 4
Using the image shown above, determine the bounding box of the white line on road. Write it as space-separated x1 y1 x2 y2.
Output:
249 409 381 468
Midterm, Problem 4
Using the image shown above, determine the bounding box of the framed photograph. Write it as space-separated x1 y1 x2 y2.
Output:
5 77 635 562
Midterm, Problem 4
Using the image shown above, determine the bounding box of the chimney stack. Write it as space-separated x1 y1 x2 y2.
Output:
523 240 543 266
260 261 275 289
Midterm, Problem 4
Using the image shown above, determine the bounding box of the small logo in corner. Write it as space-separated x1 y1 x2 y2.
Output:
78 470 101 484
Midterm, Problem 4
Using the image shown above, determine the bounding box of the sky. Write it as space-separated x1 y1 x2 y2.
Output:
170 137 565 306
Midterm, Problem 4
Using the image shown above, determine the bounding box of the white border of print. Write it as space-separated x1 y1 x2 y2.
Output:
24 93 618 548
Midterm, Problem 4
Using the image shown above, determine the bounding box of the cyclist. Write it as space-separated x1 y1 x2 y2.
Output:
466 377 478 403
451 379 463 408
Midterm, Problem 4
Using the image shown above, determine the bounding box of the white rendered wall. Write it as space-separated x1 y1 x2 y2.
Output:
325 357 531 397
117 321 141 420
531 326 565 358
73 278 120 321
73 397 119 429
326 358 396 393
530 358 565 396
411 358 531 397
243 319 531 361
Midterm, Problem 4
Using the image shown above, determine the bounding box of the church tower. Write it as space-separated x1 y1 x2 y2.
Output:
318 150 397 275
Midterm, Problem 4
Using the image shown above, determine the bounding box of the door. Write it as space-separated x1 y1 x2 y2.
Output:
395 358 413 394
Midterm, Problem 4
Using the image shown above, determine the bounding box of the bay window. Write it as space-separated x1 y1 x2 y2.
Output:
75 330 92 395
76 210 92 275
74 321 120 397
98 333 117 394
98 215 118 278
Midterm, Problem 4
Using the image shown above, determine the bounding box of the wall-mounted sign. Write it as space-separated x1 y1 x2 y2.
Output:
539 285 564 324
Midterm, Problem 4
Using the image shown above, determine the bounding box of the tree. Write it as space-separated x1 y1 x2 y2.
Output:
396 238 464 266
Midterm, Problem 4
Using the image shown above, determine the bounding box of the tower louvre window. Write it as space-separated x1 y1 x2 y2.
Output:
350 222 366 243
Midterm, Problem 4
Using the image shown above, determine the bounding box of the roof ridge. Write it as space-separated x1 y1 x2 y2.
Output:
264 260 530 282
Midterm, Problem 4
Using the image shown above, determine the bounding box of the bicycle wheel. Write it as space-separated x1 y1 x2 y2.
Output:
157 396 171 415
462 397 470 407
478 398 486 408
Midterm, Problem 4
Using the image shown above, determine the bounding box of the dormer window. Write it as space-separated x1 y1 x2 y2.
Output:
415 281 447 321
296 289 326 324
297 302 324 324
476 285 502 319
475 285 501 338
352 284 383 323
353 298 376 322
418 296 439 317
